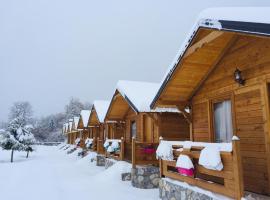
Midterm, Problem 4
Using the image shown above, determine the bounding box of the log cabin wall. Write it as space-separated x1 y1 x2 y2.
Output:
191 35 270 195
124 108 138 143
159 113 190 142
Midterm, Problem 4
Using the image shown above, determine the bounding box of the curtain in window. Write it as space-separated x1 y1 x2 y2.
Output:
214 100 233 143
131 121 136 138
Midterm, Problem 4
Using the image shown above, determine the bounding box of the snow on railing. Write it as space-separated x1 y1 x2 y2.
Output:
158 137 243 199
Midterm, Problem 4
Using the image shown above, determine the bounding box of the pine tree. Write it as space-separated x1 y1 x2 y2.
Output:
0 101 36 162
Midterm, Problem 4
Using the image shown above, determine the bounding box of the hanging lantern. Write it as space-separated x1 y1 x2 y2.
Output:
234 68 245 86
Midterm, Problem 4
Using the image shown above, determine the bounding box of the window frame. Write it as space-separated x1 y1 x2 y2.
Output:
209 93 235 143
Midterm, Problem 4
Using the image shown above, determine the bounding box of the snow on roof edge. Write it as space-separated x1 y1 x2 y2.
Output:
116 80 180 113
151 7 270 108
93 100 110 123
80 110 91 128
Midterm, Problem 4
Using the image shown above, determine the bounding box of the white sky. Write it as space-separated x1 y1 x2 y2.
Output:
1 0 270 121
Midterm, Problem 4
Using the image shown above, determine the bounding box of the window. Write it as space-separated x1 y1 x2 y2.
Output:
213 100 233 143
131 121 136 139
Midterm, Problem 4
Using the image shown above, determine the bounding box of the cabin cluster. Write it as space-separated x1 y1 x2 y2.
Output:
62 8 270 200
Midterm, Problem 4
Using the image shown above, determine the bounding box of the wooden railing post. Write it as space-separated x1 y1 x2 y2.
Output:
97 137 100 154
159 136 163 177
120 137 124 161
132 137 136 168
93 137 96 151
232 136 244 200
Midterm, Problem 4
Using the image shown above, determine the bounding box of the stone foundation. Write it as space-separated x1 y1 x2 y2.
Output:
131 166 160 189
159 178 214 200
96 155 106 166
105 158 116 169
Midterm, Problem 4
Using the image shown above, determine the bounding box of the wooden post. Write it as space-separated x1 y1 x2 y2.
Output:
97 137 100 154
132 137 136 168
159 137 163 177
120 137 124 161
232 136 244 200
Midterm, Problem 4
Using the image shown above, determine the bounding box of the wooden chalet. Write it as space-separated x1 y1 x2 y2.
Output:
151 8 270 199
88 100 110 154
77 110 91 148
68 119 75 144
105 80 189 165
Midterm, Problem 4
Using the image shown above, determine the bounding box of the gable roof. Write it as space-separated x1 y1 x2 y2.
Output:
93 100 110 123
106 80 179 120
79 110 91 128
151 7 270 108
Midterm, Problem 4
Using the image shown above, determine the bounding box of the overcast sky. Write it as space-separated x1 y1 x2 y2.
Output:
1 0 270 121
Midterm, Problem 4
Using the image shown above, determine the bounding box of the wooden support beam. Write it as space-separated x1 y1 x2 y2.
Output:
184 31 224 59
132 137 136 168
176 105 192 124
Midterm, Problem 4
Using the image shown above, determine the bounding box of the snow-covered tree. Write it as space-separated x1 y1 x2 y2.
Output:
8 101 33 126
0 129 25 162
0 101 36 162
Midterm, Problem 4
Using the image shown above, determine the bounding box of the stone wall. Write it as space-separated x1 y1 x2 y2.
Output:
105 158 116 169
159 178 214 200
131 166 160 189
96 155 106 166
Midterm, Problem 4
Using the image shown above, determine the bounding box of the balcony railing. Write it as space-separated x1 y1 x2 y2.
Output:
132 137 159 168
104 138 124 160
159 138 243 200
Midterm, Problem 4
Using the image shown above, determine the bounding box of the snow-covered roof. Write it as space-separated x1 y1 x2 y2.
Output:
73 117 80 130
151 7 270 108
116 80 179 113
93 100 110 123
199 7 270 26
80 110 91 128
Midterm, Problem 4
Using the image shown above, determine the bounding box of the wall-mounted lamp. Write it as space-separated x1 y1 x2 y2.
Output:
234 68 245 86
184 105 191 114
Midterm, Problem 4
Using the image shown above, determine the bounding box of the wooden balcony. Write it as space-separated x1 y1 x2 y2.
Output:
159 138 243 200
131 138 159 168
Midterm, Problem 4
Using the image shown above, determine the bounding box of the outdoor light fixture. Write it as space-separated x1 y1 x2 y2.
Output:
184 105 191 113
234 68 245 86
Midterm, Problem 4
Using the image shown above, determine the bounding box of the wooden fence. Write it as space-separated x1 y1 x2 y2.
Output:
159 138 243 200
132 137 159 168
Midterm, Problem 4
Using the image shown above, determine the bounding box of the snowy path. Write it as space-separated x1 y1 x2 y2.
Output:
0 146 158 200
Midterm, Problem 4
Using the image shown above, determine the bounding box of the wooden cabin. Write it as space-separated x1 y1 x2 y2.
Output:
151 8 270 199
77 110 91 148
105 80 189 165
88 100 110 154
71 116 80 145
68 119 75 144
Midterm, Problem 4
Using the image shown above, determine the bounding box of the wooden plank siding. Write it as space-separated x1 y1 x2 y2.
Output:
190 35 270 195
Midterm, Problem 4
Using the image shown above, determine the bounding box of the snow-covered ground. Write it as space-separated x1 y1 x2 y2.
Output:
0 145 158 200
